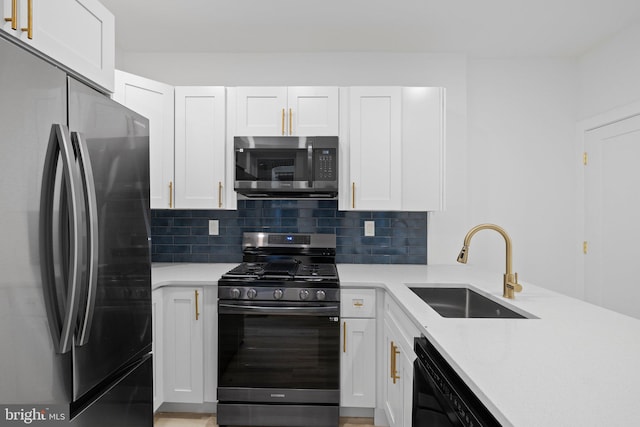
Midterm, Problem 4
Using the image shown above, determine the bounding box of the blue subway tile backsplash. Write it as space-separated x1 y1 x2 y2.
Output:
151 200 427 264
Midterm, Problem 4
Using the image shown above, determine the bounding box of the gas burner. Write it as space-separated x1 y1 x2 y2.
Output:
219 232 339 290
295 263 338 279
225 262 266 277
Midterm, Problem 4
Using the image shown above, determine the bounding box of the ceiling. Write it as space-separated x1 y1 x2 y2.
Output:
100 0 640 57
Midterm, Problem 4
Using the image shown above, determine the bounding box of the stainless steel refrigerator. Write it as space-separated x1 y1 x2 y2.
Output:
0 35 152 426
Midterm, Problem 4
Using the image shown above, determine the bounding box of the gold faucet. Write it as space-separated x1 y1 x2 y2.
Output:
456 223 523 299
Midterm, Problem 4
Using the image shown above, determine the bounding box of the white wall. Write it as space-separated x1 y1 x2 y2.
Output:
466 58 579 297
578 21 640 120
117 51 582 297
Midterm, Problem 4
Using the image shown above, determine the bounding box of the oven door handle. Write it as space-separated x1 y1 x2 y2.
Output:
219 303 339 316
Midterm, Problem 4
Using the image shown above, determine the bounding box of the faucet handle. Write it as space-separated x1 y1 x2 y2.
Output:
509 282 523 293
503 272 523 298
514 272 522 292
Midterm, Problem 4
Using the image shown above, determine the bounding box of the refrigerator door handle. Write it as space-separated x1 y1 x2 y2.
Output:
39 124 86 354
72 131 99 346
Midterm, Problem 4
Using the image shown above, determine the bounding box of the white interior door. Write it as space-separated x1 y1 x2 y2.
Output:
585 114 640 319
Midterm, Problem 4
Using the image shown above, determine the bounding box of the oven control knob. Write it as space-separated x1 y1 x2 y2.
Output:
273 289 284 300
299 289 310 301
230 288 241 299
247 288 257 300
316 290 326 301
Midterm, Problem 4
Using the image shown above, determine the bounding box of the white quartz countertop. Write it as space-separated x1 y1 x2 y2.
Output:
152 262 640 426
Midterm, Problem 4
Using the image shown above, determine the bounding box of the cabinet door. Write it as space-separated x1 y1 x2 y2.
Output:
152 289 164 411
26 0 115 92
341 318 376 408
401 87 445 211
163 287 204 403
1 0 19 36
113 71 175 209
383 316 416 427
235 87 287 136
383 320 404 427
288 87 339 136
399 349 414 427
348 87 402 210
175 86 228 209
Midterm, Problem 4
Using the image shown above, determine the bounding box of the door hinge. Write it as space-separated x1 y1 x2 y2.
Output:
583 241 588 254
583 152 588 165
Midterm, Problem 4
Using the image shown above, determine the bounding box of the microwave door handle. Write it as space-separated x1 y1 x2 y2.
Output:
307 143 313 187
71 131 99 346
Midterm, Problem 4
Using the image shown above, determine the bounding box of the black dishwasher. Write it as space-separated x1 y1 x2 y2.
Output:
413 336 502 427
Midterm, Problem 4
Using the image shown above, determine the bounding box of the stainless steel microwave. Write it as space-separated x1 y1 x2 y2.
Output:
234 136 338 199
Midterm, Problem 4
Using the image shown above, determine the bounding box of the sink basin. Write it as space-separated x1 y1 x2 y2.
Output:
410 287 528 319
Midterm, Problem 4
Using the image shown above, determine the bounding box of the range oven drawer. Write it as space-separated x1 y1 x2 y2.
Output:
217 403 340 427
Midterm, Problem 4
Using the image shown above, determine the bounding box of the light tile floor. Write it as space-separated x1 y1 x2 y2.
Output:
154 413 375 427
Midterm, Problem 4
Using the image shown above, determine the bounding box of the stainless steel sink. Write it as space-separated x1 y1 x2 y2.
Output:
410 287 528 319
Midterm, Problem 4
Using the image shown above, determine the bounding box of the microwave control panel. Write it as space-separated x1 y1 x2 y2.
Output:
314 149 337 181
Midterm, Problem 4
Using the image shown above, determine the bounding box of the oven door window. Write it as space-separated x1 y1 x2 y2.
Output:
235 149 309 183
218 303 340 390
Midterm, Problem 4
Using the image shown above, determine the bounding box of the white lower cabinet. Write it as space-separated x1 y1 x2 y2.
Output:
382 295 419 427
154 286 217 410
163 287 204 403
152 288 164 412
383 319 414 427
340 288 377 408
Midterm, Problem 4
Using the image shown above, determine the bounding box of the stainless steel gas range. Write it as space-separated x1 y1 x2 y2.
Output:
217 232 340 427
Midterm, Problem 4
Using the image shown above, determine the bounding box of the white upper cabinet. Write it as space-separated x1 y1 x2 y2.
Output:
288 87 340 136
235 87 287 136
113 71 175 209
2 0 115 92
340 87 445 212
235 87 339 136
175 86 234 209
346 87 403 211
401 87 445 211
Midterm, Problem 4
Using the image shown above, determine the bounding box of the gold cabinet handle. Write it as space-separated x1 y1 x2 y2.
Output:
391 341 400 384
169 181 173 208
390 341 394 380
195 290 200 321
351 182 356 209
281 108 285 135
218 181 223 208
343 322 347 353
4 0 17 30
20 0 32 39
289 108 292 135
